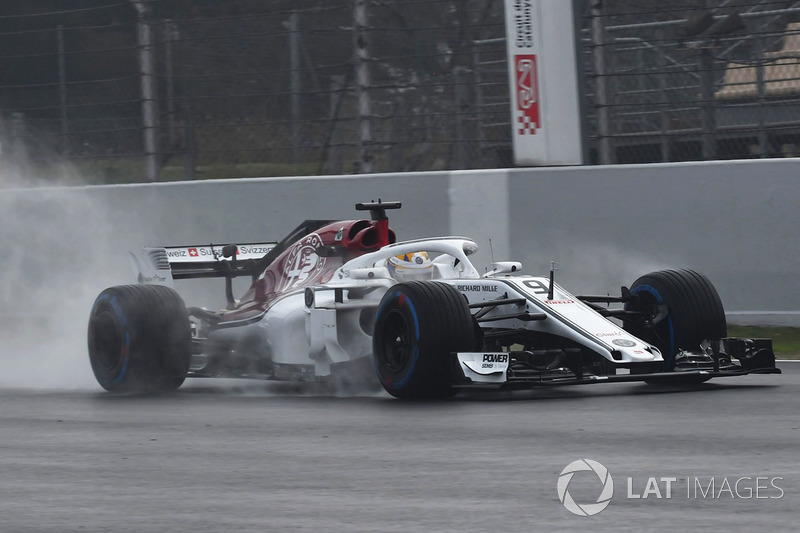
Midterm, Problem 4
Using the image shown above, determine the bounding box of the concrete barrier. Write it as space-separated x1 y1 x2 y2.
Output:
2 159 799 326
502 160 800 324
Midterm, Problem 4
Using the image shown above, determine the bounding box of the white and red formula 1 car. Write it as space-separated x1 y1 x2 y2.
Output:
88 201 779 398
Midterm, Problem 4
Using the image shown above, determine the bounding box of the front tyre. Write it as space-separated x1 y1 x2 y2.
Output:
624 269 726 374
373 281 476 399
88 284 191 393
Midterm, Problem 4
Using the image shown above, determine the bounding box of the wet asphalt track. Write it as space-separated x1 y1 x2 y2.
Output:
1 363 797 533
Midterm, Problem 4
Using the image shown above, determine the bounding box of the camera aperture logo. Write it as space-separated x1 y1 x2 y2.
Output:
557 459 614 516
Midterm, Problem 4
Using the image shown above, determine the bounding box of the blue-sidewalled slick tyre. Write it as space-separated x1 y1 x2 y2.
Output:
372 281 476 399
624 269 727 373
88 284 191 393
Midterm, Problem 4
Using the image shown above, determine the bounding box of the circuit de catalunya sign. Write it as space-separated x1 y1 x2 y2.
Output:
503 0 584 165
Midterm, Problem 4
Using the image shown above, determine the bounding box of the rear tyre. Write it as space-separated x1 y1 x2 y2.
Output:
373 281 476 399
88 284 191 393
624 269 726 380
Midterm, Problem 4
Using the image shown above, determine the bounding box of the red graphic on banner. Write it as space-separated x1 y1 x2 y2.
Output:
515 55 540 135
188 248 198 257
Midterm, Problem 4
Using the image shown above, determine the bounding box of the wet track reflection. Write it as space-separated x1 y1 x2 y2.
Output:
0 364 797 532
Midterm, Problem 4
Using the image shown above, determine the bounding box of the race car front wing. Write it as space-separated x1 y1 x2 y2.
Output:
451 337 780 389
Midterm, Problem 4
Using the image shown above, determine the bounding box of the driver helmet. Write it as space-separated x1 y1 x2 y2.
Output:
387 251 434 281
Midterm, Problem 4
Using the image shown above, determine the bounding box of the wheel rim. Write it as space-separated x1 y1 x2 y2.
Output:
380 310 412 372
92 310 123 371
637 291 670 344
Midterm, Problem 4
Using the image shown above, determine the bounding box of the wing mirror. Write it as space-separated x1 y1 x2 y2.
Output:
483 261 522 278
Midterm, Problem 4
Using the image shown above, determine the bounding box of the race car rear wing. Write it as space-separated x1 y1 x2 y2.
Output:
130 243 279 285
130 220 336 285
130 221 336 312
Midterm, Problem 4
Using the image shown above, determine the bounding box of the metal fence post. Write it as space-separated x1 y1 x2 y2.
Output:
289 12 301 165
57 26 68 155
472 47 485 161
174 20 195 181
656 32 670 163
353 0 373 174
163 20 178 151
328 75 345 175
755 33 767 157
591 0 614 164
454 67 468 169
700 48 716 160
132 0 159 182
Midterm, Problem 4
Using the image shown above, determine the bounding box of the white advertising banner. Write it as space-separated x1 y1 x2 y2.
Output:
504 0 584 165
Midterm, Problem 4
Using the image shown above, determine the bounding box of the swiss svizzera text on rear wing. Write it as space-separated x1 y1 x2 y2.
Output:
129 243 278 285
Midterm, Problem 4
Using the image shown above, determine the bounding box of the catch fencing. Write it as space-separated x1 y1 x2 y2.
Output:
587 0 800 164
1 0 799 184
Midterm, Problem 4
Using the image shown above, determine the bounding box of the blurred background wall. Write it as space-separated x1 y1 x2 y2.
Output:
3 1 800 184
2 160 798 325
